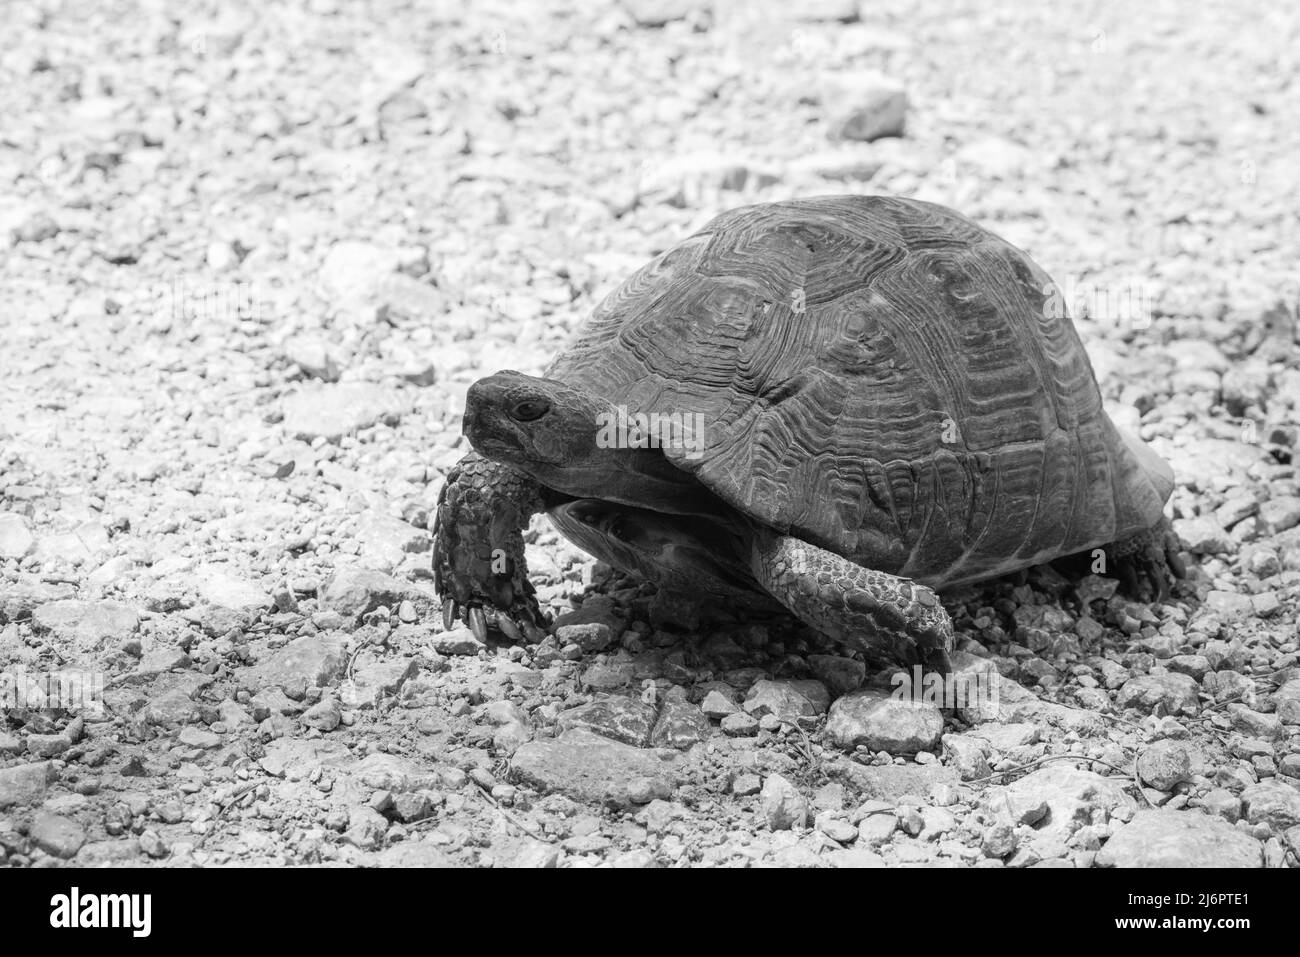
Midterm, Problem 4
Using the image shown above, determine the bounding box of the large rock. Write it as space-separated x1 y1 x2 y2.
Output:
509 729 677 807
825 689 943 754
1097 810 1263 867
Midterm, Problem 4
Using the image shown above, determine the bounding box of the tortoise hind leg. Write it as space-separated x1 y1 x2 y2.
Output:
750 529 953 675
1105 516 1187 601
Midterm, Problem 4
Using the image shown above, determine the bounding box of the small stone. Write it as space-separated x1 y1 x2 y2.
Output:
807 654 866 695
1203 590 1256 622
1166 655 1210 680
721 711 759 737
250 634 346 699
761 774 808 831
137 831 169 859
1201 788 1241 823
650 696 710 750
1136 740 1192 791
13 210 60 243
1228 704 1283 741
942 733 992 781
26 734 72 759
742 679 830 725
815 812 859 844
732 773 762 797
177 727 221 749
1241 782 1300 830
556 696 658 747
856 812 898 846
1258 497 1300 534
0 762 54 808
1172 516 1232 555
0 513 35 559
283 335 343 382
433 627 484 656
1116 673 1200 715
701 690 739 718
343 806 389 849
30 812 86 859
321 566 426 622
509 730 676 807
555 622 612 653
828 71 907 142
825 689 943 754
302 698 342 731
983 822 1017 858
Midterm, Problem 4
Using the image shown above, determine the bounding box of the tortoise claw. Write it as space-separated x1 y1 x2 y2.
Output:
468 606 489 644
442 599 457 631
495 615 523 642
522 619 547 644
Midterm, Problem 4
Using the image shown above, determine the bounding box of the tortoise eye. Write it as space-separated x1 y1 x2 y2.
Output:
509 399 550 422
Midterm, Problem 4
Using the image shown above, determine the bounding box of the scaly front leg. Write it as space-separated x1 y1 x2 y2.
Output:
433 451 551 643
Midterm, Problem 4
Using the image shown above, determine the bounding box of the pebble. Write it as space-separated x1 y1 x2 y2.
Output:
1135 740 1192 790
1115 673 1200 715
30 812 87 859
0 762 54 808
761 774 808 831
0 513 34 559
555 696 657 747
742 678 831 723
827 71 908 142
1240 782 1300 830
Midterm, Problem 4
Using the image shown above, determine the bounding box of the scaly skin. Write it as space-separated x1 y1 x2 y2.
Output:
433 451 550 642
750 529 954 675
1105 516 1187 602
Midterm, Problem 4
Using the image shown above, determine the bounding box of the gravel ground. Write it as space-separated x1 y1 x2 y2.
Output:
1 0 1298 868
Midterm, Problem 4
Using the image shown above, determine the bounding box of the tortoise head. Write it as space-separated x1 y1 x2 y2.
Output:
463 370 611 477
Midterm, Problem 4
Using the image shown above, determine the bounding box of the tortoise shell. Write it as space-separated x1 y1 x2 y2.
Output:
547 195 1173 588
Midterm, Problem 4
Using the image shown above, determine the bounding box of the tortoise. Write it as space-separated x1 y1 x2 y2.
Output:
433 195 1182 674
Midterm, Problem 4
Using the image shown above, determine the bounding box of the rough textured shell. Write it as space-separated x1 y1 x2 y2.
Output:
547 196 1172 587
